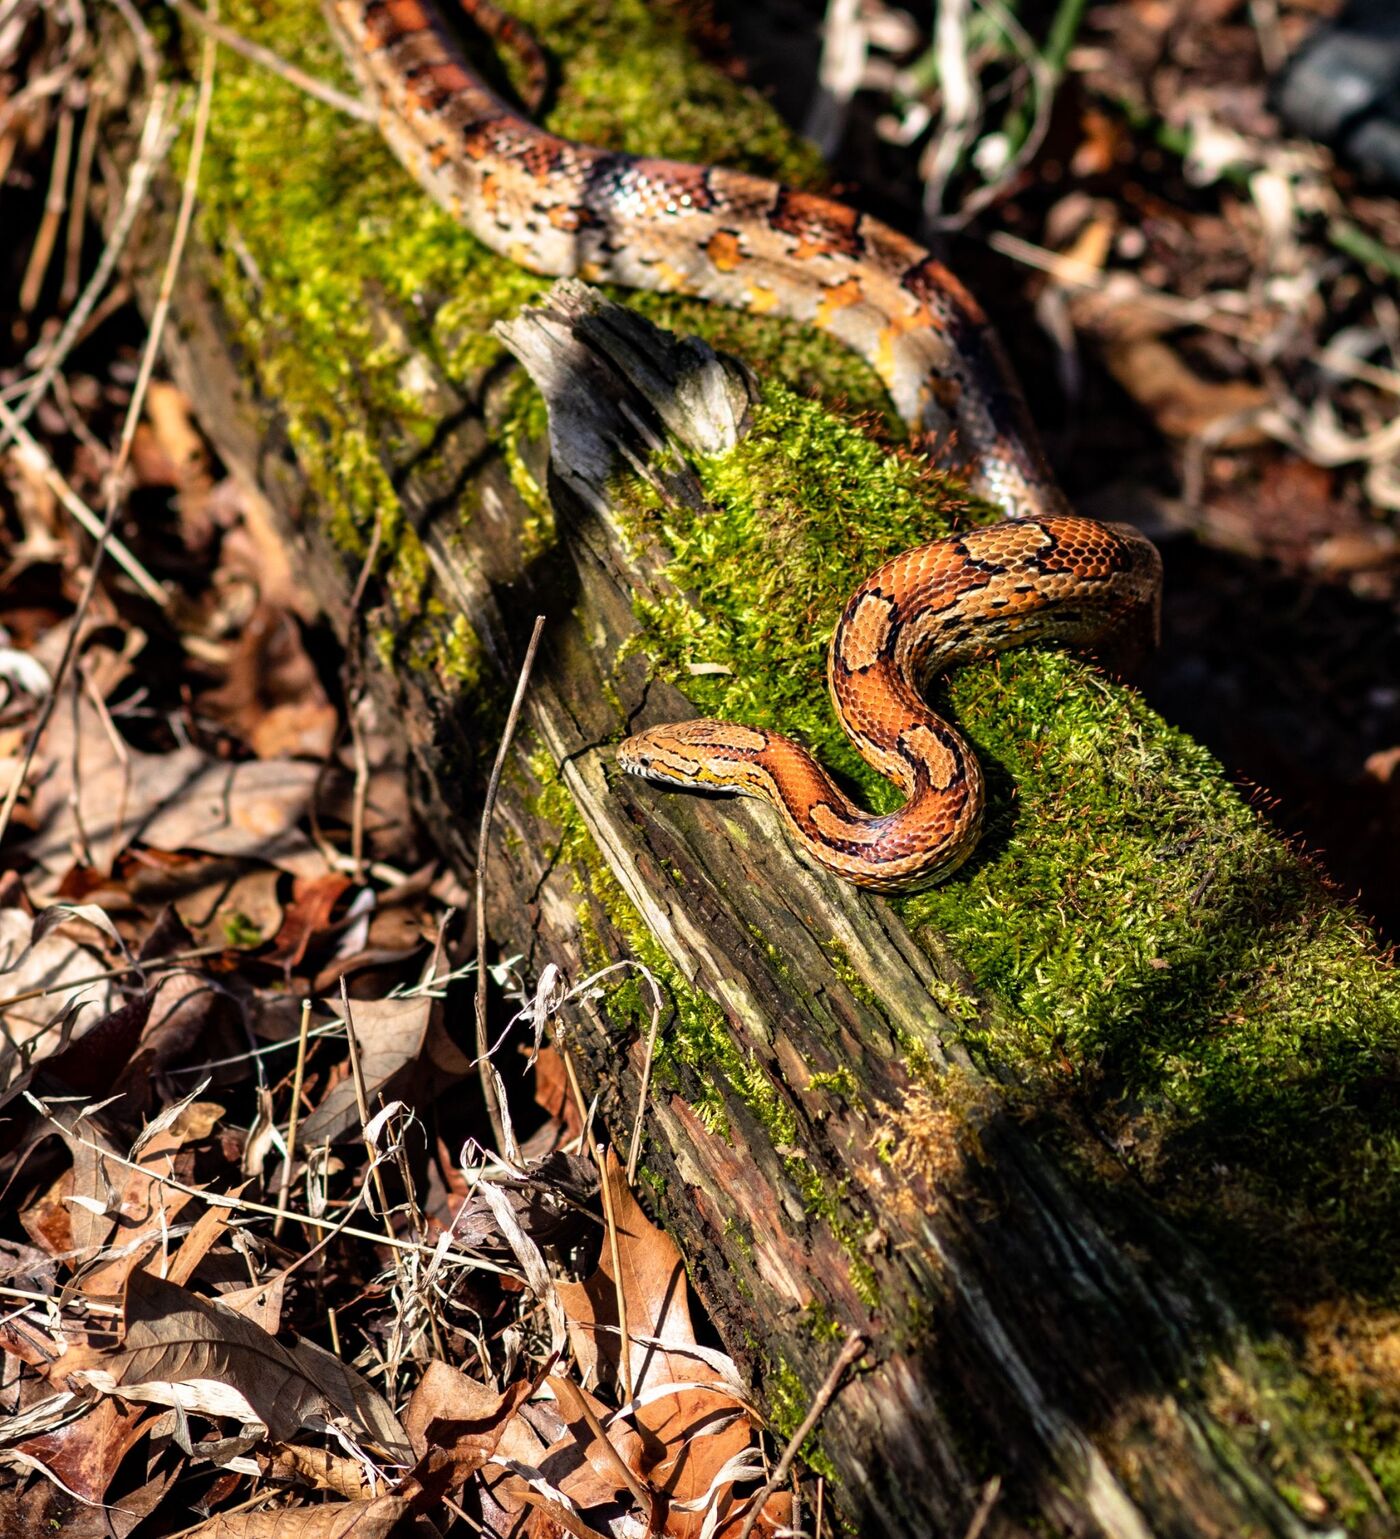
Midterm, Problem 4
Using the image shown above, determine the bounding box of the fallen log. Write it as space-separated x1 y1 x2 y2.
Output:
112 2 1400 1533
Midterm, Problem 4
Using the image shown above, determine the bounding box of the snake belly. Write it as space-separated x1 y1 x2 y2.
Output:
329 0 1164 891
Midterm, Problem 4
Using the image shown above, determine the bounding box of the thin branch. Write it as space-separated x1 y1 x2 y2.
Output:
2 85 175 447
0 16 216 851
0 943 224 1014
736 1331 866 1539
0 398 168 603
340 975 395 1239
475 615 546 1151
594 1143 633 1405
18 102 74 317
962 1475 1002 1539
625 971 665 1184
272 997 313 1239
21 1095 517 1276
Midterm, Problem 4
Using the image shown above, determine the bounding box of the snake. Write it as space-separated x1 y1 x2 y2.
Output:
329 0 1163 891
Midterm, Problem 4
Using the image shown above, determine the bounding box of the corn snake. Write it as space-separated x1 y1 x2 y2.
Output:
329 0 1163 891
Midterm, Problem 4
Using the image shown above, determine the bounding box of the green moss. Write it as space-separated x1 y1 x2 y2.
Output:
440 613 485 691
800 1300 845 1343
806 1067 858 1101
221 911 265 949
764 1353 839 1481
528 748 787 1146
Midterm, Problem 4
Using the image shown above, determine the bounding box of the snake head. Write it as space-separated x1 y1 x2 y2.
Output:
617 719 770 789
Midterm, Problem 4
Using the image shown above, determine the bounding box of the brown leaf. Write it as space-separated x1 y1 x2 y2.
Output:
0 906 116 1058
64 1271 409 1456
1098 333 1269 445
15 1396 154 1505
263 873 352 973
29 689 324 877
710 1492 794 1539
297 995 437 1147
539 1374 648 1509
76 1097 224 1295
399 1361 534 1507
38 991 152 1098
259 1441 377 1499
556 1152 712 1400
177 1492 408 1539
554 1155 753 1529
198 605 338 761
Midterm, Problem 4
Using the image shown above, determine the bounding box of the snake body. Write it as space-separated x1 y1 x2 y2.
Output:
331 0 1163 891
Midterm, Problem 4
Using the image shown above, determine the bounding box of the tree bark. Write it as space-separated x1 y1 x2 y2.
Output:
109 5 1400 1533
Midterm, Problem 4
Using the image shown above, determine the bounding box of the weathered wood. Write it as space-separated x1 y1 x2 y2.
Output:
110 3 1400 1534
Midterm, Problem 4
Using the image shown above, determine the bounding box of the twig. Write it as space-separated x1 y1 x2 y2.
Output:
272 997 313 1238
0 20 214 851
340 975 395 1239
921 0 979 227
166 0 377 123
345 509 382 880
475 615 546 1152
2 85 174 448
61 82 104 308
736 1331 866 1539
18 102 73 318
0 398 167 603
21 1097 517 1275
962 1475 1002 1539
625 975 665 1184
0 942 225 1013
988 228 1400 399
554 1375 652 1513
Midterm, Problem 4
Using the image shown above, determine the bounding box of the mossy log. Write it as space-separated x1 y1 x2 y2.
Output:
111 1 1400 1533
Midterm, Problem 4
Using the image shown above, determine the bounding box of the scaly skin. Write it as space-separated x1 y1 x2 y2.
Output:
329 0 1164 890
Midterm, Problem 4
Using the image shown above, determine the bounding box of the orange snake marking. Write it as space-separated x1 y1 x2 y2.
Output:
328 0 1164 891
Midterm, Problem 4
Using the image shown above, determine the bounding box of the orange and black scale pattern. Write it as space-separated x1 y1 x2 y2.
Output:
329 0 1164 891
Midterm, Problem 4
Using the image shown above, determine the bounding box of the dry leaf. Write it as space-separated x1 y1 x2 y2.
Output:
76 1097 224 1295
198 605 338 761
554 1155 756 1535
298 995 442 1147
29 689 324 877
259 1442 378 1499
11 1389 154 1506
263 873 352 973
0 906 116 1061
65 1271 409 1457
399 1361 534 1507
177 1492 408 1539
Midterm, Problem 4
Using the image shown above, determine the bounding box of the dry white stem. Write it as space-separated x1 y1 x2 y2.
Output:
4 85 175 445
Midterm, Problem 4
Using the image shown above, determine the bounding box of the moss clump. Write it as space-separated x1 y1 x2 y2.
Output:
763 1353 840 1481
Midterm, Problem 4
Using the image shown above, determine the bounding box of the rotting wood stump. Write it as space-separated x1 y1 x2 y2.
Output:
113 3 1400 1533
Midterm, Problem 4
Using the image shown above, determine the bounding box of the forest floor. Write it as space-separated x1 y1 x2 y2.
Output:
0 0 1395 1536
